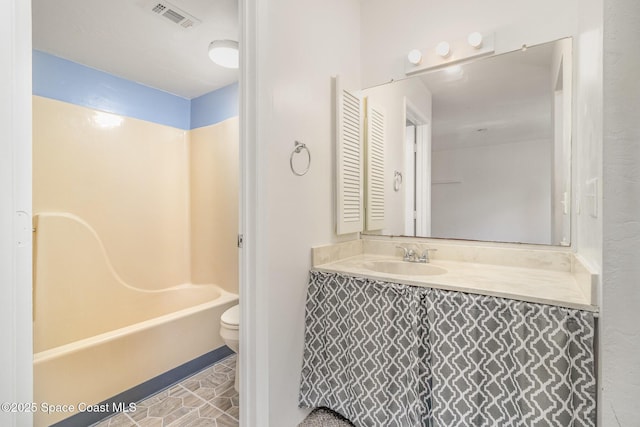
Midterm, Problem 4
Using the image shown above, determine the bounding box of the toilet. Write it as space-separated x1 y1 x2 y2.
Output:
220 304 240 391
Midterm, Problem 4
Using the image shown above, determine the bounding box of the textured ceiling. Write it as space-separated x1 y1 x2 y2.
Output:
32 0 239 99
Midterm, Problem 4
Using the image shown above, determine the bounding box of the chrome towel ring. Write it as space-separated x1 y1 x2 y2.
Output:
290 141 311 176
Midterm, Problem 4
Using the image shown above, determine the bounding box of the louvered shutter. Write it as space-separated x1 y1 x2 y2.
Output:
365 102 385 231
335 76 364 235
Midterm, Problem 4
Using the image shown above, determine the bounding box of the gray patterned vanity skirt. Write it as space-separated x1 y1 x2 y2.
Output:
299 270 596 427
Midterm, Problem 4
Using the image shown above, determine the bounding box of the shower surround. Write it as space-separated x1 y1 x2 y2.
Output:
32 96 239 426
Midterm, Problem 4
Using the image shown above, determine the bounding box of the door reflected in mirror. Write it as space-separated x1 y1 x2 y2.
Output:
361 38 572 246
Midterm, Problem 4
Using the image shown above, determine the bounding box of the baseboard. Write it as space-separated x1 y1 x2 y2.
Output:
51 345 235 427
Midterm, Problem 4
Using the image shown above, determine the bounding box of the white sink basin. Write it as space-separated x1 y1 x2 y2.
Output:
363 260 447 276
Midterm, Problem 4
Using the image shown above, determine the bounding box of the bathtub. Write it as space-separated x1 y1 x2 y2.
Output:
32 213 238 426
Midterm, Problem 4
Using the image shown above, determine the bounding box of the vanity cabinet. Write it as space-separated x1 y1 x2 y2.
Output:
299 270 596 427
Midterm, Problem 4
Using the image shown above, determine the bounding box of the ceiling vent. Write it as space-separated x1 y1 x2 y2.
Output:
148 0 201 29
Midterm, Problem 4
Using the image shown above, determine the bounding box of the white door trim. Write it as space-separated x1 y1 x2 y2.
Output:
404 98 431 237
239 0 270 425
1 0 33 425
415 124 431 237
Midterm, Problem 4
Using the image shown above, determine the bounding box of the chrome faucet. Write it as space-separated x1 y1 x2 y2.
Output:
396 245 415 262
396 245 437 263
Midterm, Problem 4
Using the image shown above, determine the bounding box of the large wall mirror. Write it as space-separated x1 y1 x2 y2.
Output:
361 38 572 246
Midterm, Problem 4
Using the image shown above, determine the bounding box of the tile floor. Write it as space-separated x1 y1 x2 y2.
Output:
93 355 239 427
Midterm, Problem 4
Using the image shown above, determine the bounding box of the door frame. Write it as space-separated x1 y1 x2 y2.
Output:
404 97 431 237
1 0 33 425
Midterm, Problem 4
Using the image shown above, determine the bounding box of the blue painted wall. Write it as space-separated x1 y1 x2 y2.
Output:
33 50 238 130
190 83 239 130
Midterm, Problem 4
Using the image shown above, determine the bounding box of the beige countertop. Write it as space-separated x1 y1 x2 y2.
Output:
314 254 598 312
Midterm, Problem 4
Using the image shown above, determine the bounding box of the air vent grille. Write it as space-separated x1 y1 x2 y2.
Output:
162 8 185 24
148 1 201 29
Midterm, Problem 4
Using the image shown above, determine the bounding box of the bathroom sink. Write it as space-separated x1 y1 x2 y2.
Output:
363 260 447 276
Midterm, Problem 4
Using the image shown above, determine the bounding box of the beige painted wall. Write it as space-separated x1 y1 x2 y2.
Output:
190 118 239 293
33 96 239 293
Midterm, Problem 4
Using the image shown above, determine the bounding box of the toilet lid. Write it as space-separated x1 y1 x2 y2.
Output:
221 304 239 328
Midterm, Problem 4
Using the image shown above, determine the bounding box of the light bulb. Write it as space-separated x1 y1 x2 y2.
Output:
407 49 423 65
467 32 483 49
435 41 451 58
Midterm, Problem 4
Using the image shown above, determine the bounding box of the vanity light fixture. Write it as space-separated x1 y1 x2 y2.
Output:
208 39 239 69
407 49 423 65
405 33 494 76
435 41 451 58
467 32 483 49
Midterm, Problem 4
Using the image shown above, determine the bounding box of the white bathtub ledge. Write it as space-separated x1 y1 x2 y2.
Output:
34 290 238 364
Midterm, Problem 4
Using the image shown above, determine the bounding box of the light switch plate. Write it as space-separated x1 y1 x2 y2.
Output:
585 178 598 218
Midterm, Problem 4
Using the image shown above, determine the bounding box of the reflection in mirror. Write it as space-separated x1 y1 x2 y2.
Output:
362 38 572 246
